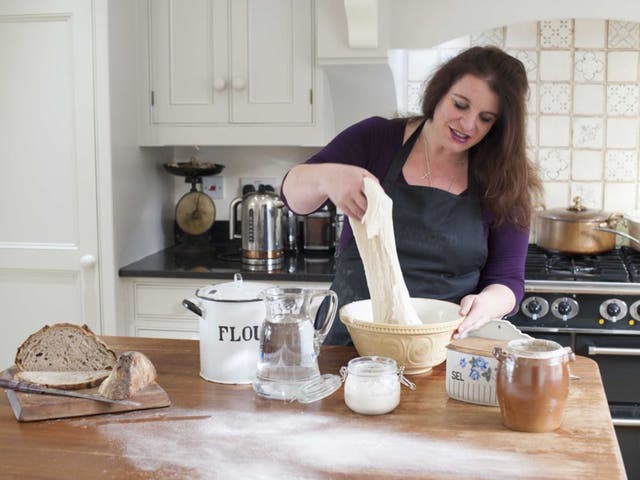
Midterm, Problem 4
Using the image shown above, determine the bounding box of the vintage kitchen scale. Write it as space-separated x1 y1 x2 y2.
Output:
163 157 224 251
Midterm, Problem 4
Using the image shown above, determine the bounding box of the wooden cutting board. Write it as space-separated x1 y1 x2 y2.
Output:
1 367 171 422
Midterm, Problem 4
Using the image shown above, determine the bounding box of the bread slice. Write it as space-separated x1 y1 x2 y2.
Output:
15 323 116 372
98 351 157 400
15 370 111 390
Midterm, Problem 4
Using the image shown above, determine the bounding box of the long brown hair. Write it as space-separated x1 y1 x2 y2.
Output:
421 46 542 228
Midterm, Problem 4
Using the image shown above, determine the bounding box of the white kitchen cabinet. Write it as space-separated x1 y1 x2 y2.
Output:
124 277 331 339
138 0 326 146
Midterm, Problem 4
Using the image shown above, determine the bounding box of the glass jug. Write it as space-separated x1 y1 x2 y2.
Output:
253 287 338 400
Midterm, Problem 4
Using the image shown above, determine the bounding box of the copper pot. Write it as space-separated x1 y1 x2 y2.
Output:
536 197 622 254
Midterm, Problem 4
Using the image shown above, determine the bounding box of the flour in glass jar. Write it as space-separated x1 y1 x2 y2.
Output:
67 408 569 479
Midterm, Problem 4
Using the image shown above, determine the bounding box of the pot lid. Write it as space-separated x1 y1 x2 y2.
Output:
196 273 271 302
537 196 610 222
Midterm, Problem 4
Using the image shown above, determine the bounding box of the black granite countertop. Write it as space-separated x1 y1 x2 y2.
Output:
119 242 336 282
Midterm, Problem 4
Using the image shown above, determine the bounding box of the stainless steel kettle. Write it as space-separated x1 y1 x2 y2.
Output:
229 185 284 269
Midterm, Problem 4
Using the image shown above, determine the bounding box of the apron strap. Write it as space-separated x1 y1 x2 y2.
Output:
382 119 426 191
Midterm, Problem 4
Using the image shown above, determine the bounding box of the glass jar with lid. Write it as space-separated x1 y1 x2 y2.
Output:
494 339 575 432
340 356 415 415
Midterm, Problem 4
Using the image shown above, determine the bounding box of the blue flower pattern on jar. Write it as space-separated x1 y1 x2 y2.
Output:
460 356 492 383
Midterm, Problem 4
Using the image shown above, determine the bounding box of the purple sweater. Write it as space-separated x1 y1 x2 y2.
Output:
283 116 529 309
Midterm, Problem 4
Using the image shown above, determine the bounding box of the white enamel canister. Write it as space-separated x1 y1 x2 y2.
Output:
445 320 531 406
182 273 270 384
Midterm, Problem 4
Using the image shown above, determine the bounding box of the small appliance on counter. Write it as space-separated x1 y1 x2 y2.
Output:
163 155 225 251
282 206 300 253
303 203 336 254
229 184 285 270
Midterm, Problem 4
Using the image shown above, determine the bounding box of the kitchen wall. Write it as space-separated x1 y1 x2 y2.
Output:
170 146 319 221
162 17 640 241
391 19 640 214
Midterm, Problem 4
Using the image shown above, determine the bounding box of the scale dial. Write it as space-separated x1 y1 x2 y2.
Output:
175 191 215 235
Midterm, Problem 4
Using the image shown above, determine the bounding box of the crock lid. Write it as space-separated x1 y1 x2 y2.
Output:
196 273 271 302
537 196 609 223
505 338 571 359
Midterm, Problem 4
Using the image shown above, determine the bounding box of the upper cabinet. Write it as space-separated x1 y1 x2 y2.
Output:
138 0 326 146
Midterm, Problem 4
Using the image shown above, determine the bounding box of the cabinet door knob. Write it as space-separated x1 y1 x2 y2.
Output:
213 77 227 91
80 254 97 268
232 76 246 91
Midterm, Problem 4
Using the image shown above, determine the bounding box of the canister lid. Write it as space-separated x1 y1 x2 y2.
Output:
505 338 571 359
196 273 271 302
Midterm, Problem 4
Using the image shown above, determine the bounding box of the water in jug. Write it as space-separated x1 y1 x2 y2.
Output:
253 287 338 400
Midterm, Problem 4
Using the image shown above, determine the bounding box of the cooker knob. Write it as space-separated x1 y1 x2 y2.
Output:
521 296 549 320
629 300 640 322
599 299 628 323
551 297 579 321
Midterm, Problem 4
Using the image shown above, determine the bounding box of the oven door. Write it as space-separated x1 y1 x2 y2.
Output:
575 334 640 479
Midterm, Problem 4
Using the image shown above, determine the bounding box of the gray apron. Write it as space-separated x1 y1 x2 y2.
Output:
323 120 488 345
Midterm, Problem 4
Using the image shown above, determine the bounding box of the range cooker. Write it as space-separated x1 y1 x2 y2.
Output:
509 245 640 478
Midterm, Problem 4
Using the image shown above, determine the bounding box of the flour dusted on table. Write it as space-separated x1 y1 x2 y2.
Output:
350 178 421 325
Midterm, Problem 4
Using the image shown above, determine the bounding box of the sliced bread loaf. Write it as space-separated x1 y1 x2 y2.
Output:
98 351 157 400
15 370 112 390
15 323 116 372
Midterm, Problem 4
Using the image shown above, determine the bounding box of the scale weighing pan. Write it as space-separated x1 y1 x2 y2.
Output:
163 162 225 178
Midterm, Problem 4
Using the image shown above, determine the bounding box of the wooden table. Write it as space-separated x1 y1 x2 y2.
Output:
0 337 627 479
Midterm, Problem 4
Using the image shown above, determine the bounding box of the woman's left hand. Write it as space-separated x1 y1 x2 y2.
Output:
453 284 516 339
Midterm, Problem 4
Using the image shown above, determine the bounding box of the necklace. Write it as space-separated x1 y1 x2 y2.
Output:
420 127 457 192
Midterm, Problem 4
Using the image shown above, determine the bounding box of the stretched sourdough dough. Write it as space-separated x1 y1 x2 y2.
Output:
350 178 421 325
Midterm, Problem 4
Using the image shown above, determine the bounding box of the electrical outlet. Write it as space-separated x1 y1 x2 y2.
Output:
203 175 224 199
240 177 279 193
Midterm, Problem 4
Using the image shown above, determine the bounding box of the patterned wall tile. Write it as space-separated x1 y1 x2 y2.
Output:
607 119 639 149
573 84 604 115
571 182 603 209
506 22 538 48
574 19 606 48
539 83 571 114
526 115 537 147
507 49 538 81
540 51 572 81
604 183 637 211
607 51 639 81
539 115 570 147
607 85 640 116
574 51 605 82
572 150 603 180
572 117 604 148
471 27 504 47
540 20 572 48
608 21 640 49
526 84 537 114
542 182 570 209
605 150 638 181
539 149 570 180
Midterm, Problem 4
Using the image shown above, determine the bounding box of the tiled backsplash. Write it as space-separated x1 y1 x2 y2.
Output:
391 19 640 214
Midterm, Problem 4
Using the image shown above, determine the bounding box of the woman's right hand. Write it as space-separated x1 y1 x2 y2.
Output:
317 164 379 221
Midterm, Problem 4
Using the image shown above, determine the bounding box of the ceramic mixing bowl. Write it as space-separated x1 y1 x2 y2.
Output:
339 298 463 374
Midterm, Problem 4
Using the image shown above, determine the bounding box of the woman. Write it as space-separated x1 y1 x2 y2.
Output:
281 46 542 345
